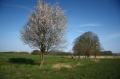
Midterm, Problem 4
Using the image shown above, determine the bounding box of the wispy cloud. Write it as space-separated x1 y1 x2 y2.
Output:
108 33 120 39
76 30 85 33
2 3 31 10
80 23 102 27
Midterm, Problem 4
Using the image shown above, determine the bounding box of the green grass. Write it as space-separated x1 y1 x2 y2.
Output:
0 53 120 79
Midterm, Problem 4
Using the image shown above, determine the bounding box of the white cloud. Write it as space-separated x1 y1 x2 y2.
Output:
80 23 102 27
2 3 31 10
108 33 120 38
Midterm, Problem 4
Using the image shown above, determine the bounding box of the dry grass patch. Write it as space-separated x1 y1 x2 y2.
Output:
76 62 83 66
74 62 83 67
90 58 100 62
52 63 71 70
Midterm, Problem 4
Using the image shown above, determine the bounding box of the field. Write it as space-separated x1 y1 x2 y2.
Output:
0 53 120 79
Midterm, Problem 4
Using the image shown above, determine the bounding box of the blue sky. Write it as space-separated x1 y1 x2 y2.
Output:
0 0 120 53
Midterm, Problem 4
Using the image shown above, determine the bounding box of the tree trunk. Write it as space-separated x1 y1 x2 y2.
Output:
40 52 44 68
40 45 45 68
94 52 97 59
85 55 86 59
95 54 96 59
71 55 73 60
89 53 91 59
78 54 80 61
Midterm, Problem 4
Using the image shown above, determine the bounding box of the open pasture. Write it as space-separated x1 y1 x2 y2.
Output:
0 53 120 79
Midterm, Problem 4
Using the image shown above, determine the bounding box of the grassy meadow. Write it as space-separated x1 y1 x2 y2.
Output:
0 53 120 79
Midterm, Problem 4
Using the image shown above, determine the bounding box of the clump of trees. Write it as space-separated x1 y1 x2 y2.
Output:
31 50 41 55
73 31 103 60
20 0 67 67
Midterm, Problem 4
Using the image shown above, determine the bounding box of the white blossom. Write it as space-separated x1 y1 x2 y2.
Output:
20 0 67 52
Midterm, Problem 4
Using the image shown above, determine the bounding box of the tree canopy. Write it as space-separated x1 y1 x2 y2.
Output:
73 31 102 58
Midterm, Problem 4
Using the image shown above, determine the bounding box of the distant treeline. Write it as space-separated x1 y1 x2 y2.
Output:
0 50 72 56
100 51 120 56
0 50 120 56
31 50 73 56
0 51 30 54
74 51 120 56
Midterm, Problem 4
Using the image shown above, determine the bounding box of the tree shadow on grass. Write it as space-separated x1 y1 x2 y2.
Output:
8 58 35 65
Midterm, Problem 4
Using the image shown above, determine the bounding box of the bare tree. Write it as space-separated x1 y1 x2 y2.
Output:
20 0 67 67
73 31 102 59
